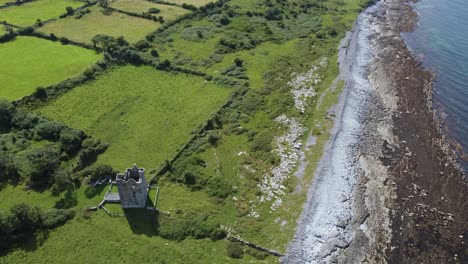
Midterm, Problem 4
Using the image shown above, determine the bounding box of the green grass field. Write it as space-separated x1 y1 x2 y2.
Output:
166 0 213 7
0 36 101 100
0 0 84 27
39 6 159 44
0 182 270 264
38 66 231 171
111 0 189 19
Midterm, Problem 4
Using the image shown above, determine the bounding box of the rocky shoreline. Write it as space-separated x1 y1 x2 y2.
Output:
284 0 467 263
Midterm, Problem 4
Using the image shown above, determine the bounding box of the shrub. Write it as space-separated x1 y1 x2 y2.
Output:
150 49 159 57
42 209 75 228
0 155 19 182
264 7 283 20
0 204 74 252
82 164 114 182
0 99 15 128
148 7 160 14
181 3 197 11
34 86 47 99
134 40 151 50
250 131 273 153
219 15 230 25
34 121 64 141
226 241 244 258
28 147 60 187
66 6 74 15
54 189 78 209
206 177 232 199
10 111 40 129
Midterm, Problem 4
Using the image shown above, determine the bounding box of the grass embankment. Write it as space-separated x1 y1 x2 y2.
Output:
111 0 190 19
0 0 84 27
0 36 101 100
38 65 231 171
39 6 160 44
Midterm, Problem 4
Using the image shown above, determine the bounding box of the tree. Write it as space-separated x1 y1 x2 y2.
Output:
34 121 64 141
65 6 74 15
28 147 60 187
234 58 244 67
0 155 18 182
98 0 109 10
150 49 159 57
60 128 83 155
226 242 244 258
0 99 15 128
148 7 160 14
9 204 43 233
219 15 230 25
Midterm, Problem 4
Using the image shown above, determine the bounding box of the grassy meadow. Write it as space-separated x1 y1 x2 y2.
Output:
0 183 271 264
0 0 84 27
39 6 159 44
0 0 372 262
38 66 231 171
111 0 190 19
0 36 100 100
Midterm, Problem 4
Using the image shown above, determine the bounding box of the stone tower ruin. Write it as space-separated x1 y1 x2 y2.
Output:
116 164 148 208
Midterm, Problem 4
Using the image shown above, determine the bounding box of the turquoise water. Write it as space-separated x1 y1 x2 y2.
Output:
403 0 468 170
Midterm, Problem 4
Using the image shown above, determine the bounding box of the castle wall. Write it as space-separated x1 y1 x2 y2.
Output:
117 179 148 208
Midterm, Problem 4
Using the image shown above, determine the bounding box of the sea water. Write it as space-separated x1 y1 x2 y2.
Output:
403 0 468 171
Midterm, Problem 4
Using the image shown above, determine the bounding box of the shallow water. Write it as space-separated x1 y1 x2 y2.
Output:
403 0 468 170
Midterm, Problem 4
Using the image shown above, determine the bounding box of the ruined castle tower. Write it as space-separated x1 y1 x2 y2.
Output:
116 164 148 208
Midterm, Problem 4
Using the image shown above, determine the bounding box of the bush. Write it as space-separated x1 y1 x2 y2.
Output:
0 155 19 182
54 189 78 209
34 121 64 141
0 99 15 128
246 248 268 260
42 208 75 228
150 49 159 57
250 131 273 153
65 6 74 15
219 15 230 25
148 7 160 14
28 147 60 187
134 40 151 50
181 3 197 11
10 111 40 129
264 7 283 20
0 204 74 252
82 164 114 182
206 177 232 199
59 128 83 155
226 241 244 258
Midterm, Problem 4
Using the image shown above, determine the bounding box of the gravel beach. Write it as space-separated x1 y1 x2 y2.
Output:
284 0 467 263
